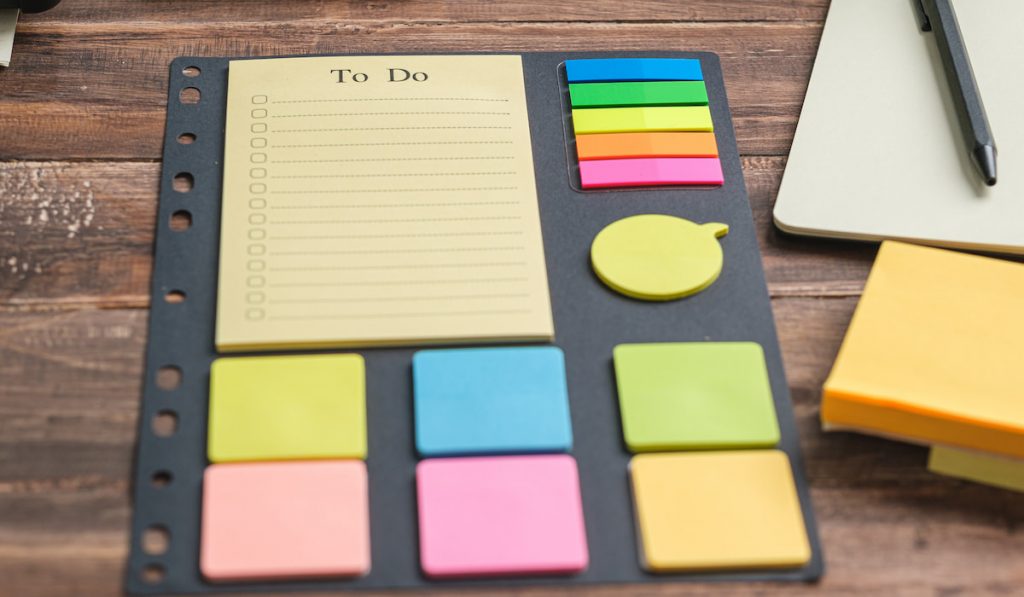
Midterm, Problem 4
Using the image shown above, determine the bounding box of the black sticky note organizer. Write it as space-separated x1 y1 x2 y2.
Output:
126 52 823 594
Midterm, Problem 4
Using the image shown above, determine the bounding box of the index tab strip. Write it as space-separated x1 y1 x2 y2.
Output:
579 157 723 188
564 58 703 83
569 81 709 108
575 132 718 160
571 106 713 135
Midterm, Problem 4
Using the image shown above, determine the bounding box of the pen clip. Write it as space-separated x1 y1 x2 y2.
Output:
914 0 932 31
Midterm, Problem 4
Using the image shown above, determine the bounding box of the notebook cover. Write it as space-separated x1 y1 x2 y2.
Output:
773 0 1024 254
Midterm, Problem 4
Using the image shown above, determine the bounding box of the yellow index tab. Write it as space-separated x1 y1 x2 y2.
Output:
216 55 554 351
571 106 713 134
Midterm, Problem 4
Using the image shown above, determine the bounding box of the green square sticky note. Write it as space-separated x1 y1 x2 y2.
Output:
208 354 366 463
613 343 780 452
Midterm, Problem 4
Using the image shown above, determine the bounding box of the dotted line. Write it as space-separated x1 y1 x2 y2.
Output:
270 262 527 271
270 187 517 194
272 141 514 148
272 111 510 117
274 126 513 133
271 157 514 164
270 309 532 321
269 231 525 240
270 293 530 304
272 216 522 224
269 278 529 288
271 98 510 104
269 172 516 179
270 202 518 209
273 247 524 255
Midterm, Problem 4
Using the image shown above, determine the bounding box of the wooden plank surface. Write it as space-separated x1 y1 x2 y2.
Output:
0 2 1021 596
0 22 820 158
23 0 831 23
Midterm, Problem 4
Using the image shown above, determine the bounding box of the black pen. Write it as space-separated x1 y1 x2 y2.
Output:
916 0 998 186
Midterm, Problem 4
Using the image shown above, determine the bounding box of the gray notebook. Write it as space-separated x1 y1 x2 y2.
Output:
774 0 1024 254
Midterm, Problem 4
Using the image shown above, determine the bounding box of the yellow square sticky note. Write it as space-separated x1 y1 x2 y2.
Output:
629 451 811 572
928 446 1024 493
822 241 1024 459
208 354 366 462
215 55 554 351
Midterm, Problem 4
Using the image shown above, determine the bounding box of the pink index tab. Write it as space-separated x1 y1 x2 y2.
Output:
416 454 589 578
579 157 724 189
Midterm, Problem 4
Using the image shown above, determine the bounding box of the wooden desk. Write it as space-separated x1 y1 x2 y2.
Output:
1 2 1021 595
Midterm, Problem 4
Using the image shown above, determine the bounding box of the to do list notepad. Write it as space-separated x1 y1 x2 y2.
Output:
216 55 554 351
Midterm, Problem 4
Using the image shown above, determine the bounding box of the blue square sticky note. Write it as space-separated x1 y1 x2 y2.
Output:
413 347 573 457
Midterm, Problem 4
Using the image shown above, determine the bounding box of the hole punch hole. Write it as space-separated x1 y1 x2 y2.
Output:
151 471 173 488
164 290 186 304
182 66 201 77
179 87 201 104
177 133 196 145
152 410 178 438
142 525 170 555
169 210 192 232
172 173 194 193
141 563 166 585
156 366 182 390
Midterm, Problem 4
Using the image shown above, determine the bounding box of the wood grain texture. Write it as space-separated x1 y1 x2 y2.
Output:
1 1 1021 595
0 21 821 158
30 0 829 24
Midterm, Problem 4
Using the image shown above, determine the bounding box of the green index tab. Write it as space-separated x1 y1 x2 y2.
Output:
569 81 708 108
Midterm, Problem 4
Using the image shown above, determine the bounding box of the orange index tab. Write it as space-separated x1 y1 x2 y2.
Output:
576 132 718 160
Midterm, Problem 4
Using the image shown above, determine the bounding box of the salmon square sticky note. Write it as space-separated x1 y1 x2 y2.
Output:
200 461 370 582
416 455 588 578
207 354 366 463
630 450 810 572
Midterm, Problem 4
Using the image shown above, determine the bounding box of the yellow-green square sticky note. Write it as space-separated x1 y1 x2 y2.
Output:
613 342 779 452
208 354 366 463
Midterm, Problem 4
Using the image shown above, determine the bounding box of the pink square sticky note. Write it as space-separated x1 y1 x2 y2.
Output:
416 454 589 578
200 461 370 582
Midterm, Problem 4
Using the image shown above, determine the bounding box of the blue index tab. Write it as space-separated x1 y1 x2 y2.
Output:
412 346 573 457
565 58 704 83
